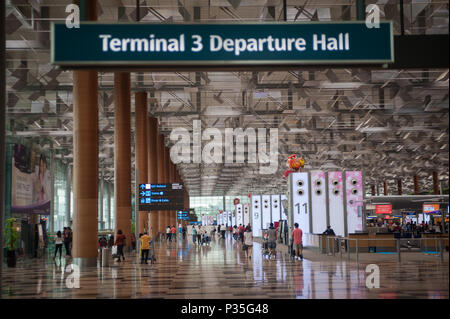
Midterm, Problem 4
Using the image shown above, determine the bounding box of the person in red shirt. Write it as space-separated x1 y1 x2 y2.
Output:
291 223 303 260
170 225 176 242
114 229 126 262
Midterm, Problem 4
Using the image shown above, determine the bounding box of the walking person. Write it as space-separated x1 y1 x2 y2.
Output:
54 231 63 260
182 225 187 240
197 226 202 244
192 225 197 245
63 227 72 257
170 225 176 242
221 224 226 239
166 226 171 242
108 234 114 248
267 223 277 259
243 226 253 259
292 223 303 260
140 232 151 264
98 235 107 250
114 229 126 262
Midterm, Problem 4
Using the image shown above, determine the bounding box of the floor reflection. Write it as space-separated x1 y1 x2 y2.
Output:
1 234 448 299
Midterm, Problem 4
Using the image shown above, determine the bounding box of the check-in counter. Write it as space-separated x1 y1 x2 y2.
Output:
421 233 449 252
347 233 396 253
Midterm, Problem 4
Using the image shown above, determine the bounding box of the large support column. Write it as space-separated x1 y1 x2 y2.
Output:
72 0 98 268
164 146 171 228
397 179 402 195
114 72 132 247
157 134 166 233
135 92 148 234
66 165 72 227
383 181 388 196
107 182 111 229
99 168 104 230
432 171 439 195
413 175 420 195
0 0 6 281
147 116 159 239
72 72 98 263
168 160 174 227
173 163 178 226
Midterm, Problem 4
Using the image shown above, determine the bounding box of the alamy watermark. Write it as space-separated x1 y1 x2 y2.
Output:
365 264 380 288
365 4 381 29
169 120 279 174
65 264 80 289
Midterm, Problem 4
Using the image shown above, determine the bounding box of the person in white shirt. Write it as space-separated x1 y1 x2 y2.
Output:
166 226 171 242
243 226 253 259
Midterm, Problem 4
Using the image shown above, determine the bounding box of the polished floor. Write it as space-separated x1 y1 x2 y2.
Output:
1 234 448 299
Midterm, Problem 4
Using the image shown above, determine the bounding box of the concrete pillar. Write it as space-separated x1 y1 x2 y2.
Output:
147 116 159 239
135 92 148 234
0 0 6 278
72 73 98 261
168 160 174 227
433 171 439 195
164 146 171 228
157 134 166 233
413 175 419 195
99 168 104 230
107 182 111 229
72 54 99 265
397 179 402 195
383 181 388 196
114 72 132 247
66 164 72 227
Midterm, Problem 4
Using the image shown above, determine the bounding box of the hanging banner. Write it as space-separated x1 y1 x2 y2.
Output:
52 22 394 67
376 204 392 214
423 203 440 213
11 144 51 215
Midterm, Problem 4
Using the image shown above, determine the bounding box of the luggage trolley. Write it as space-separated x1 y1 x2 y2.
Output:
147 238 156 264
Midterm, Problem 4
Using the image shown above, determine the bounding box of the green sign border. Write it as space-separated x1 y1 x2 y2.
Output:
51 21 394 67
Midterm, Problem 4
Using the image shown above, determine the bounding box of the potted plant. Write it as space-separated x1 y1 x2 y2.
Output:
4 218 19 267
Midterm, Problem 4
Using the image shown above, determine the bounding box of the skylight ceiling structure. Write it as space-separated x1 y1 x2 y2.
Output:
5 0 449 196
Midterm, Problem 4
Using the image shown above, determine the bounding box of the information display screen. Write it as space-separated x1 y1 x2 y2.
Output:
376 204 392 214
138 183 184 211
423 203 440 213
177 210 190 220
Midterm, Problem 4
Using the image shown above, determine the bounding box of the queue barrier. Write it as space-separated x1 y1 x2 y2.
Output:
318 236 448 263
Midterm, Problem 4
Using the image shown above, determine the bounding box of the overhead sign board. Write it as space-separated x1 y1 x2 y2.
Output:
423 203 440 213
376 204 392 214
177 210 189 220
138 183 184 211
51 21 393 67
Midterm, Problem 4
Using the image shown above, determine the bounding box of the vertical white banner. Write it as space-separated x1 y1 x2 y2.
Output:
346 171 363 233
222 211 227 226
328 171 345 236
281 194 288 220
251 195 262 237
243 203 250 227
261 195 272 229
202 214 207 226
236 204 243 226
271 194 281 222
289 172 310 233
311 170 327 234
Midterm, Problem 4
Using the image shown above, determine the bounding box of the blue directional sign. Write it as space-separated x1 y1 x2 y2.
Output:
138 183 184 211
